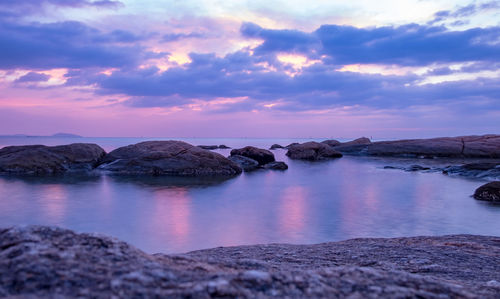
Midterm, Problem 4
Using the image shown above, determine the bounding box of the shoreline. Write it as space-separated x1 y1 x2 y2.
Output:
1 226 499 298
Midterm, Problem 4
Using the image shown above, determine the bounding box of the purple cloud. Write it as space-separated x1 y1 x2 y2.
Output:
14 72 51 83
243 23 500 66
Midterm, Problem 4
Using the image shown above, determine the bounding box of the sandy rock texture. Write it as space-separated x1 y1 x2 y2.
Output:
1 226 499 298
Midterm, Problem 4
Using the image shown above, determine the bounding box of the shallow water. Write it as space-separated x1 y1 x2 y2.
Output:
0 136 499 253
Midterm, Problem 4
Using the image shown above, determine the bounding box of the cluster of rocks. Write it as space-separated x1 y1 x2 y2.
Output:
229 146 288 171
325 135 500 159
1 226 499 298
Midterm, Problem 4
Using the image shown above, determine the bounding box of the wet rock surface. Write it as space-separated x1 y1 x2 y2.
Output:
262 161 288 170
286 142 343 161
0 143 106 175
198 145 231 150
230 146 275 165
474 181 500 202
336 135 500 158
98 141 242 176
1 226 499 298
228 155 260 172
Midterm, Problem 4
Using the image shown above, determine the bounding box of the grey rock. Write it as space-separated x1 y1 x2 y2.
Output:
270 144 284 150
98 141 242 176
286 142 343 161
228 155 260 172
262 161 288 170
321 139 341 147
1 226 499 298
230 146 275 165
336 135 500 158
473 181 500 202
339 137 371 147
0 143 106 175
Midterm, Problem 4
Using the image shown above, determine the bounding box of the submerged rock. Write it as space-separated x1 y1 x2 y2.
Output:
1 226 499 298
473 181 500 202
0 143 106 175
269 144 284 150
98 141 242 176
228 155 260 172
286 142 343 161
335 135 500 158
262 161 288 170
230 146 275 165
442 163 500 180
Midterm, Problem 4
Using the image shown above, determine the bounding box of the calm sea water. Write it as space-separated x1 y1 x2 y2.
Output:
0 136 499 254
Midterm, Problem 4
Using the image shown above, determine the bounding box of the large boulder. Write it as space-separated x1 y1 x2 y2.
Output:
335 135 500 158
0 226 498 298
0 143 106 174
230 146 275 165
473 181 500 202
286 142 343 160
228 155 260 172
99 141 242 176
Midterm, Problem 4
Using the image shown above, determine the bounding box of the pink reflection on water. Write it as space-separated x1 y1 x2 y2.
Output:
39 184 67 223
278 186 308 238
150 187 192 248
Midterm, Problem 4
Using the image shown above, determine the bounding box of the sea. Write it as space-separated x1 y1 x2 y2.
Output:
0 136 498 254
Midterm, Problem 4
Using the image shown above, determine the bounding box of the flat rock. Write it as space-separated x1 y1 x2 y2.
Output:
262 161 288 170
473 181 500 202
0 143 106 175
228 155 260 172
286 142 343 161
230 146 275 165
335 135 500 158
339 137 372 146
1 226 499 298
98 141 242 176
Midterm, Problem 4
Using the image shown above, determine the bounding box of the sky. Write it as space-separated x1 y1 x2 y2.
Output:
0 0 499 138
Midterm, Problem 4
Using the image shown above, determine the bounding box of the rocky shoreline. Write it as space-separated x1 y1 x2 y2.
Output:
1 226 499 298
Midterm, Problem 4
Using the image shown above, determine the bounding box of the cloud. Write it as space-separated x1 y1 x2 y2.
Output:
0 19 148 70
14 72 51 83
429 1 500 25
242 22 500 66
162 32 207 42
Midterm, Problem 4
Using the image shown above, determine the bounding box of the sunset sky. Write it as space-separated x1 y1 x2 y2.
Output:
0 0 499 138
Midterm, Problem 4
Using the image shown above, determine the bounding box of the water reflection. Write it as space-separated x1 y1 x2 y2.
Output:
0 156 498 254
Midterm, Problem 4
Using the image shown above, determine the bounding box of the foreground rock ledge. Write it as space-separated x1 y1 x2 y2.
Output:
1 226 499 298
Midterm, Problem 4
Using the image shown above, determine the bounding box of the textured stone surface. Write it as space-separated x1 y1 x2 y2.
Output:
286 142 343 161
473 181 500 202
336 135 500 158
320 139 341 147
262 161 288 170
98 141 242 176
230 146 275 165
0 143 106 175
228 155 260 172
1 226 499 298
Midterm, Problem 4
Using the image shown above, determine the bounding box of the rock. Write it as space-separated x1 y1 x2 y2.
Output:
339 137 372 146
228 155 260 172
1 226 499 298
262 161 288 170
0 143 106 175
321 139 341 147
98 141 242 176
473 181 500 202
384 165 431 172
285 142 299 148
198 145 219 150
286 142 343 161
269 144 284 150
230 146 275 165
442 163 500 180
218 145 231 149
335 135 500 158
